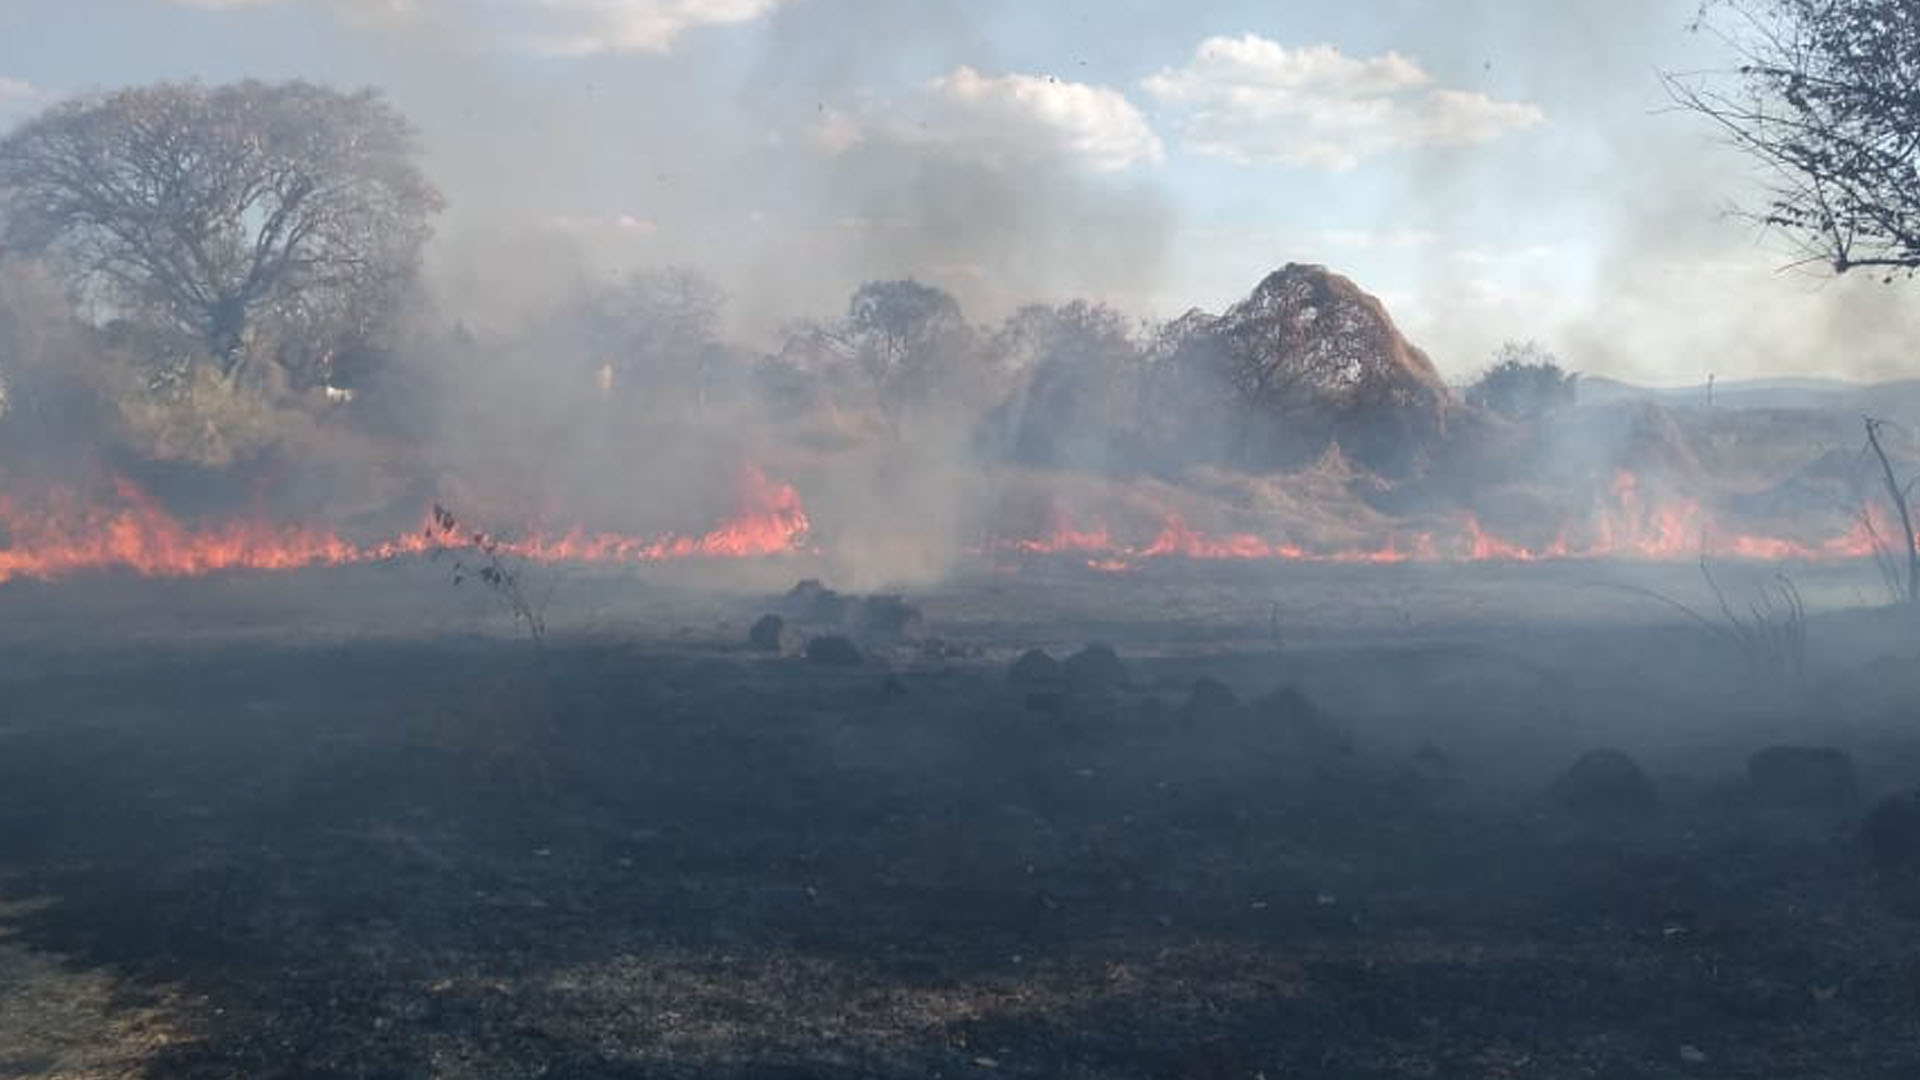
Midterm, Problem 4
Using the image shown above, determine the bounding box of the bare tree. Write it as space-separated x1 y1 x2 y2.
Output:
1670 0 1920 277
0 80 441 383
1864 416 1919 603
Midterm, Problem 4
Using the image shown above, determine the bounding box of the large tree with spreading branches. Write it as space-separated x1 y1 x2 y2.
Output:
0 79 441 386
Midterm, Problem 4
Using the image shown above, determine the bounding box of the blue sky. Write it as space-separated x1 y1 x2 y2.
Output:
3 0 1917 383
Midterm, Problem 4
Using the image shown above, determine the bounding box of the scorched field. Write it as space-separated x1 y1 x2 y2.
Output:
3 552 1920 1080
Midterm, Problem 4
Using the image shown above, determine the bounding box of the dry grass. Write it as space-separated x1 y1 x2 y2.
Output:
0 900 183 1080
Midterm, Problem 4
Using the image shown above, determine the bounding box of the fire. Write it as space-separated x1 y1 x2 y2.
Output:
0 466 811 586
0 465 1906 588
983 470 1913 569
498 468 810 564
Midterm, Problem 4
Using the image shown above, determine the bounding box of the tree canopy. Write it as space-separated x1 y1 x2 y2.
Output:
0 79 441 383
1672 0 1920 277
1466 341 1578 420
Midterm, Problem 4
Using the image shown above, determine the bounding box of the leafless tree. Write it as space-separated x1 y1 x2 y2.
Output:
1864 415 1919 603
0 80 441 384
1669 0 1920 277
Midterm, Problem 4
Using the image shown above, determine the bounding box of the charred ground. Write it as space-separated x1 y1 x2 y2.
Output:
4 559 1920 1079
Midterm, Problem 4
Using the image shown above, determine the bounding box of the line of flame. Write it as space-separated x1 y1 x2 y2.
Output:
0 468 812 586
0 466 1904 586
985 471 1899 572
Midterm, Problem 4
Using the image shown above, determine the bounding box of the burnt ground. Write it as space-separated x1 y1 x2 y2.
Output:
4 559 1920 1078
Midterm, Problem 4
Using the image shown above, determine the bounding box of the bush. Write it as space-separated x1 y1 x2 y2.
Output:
1467 341 1578 420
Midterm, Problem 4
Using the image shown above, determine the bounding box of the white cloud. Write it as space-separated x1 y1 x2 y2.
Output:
157 0 787 54
496 0 786 55
819 66 1163 173
1144 35 1544 169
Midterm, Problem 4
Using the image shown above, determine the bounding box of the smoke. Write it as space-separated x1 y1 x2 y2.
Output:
6 0 1918 597
1356 0 1920 385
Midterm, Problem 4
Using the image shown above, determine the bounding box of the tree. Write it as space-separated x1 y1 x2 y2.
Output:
985 300 1141 467
0 80 441 384
1670 0 1920 277
0 257 129 456
566 267 726 412
1149 264 1451 473
1466 341 1579 419
843 279 975 419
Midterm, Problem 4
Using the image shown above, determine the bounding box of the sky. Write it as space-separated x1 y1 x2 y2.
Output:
1 0 1916 384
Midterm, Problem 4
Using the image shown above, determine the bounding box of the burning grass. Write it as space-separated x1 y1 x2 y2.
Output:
0 463 1900 592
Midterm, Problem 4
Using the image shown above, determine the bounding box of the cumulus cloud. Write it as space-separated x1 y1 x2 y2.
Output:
816 66 1163 173
1143 35 1544 169
158 0 787 53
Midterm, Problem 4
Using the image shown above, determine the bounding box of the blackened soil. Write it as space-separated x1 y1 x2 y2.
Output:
2 625 1919 1078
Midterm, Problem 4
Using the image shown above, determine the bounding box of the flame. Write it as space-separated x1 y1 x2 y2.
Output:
498 467 810 564
0 466 810 586
982 470 1914 569
0 465 1907 588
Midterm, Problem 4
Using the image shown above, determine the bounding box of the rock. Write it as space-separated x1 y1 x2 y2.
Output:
851 595 926 643
1862 790 1920 872
1747 746 1858 807
1549 749 1658 814
1252 685 1352 754
1063 643 1129 688
804 634 863 667
1009 649 1063 685
747 613 803 655
1180 677 1240 721
783 579 848 624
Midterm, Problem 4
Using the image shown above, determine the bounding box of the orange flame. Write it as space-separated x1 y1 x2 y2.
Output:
0 467 810 586
0 465 1907 588
982 470 1911 569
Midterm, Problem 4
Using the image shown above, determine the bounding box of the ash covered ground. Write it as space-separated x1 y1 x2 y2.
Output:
5 556 1920 1079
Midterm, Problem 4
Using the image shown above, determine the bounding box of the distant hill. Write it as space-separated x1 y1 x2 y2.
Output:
1577 376 1920 418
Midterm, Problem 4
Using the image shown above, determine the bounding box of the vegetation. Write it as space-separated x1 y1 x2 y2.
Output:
0 81 439 394
1617 558 1809 687
427 502 550 643
1863 416 1919 603
1672 0 1920 277
1466 341 1579 420
981 300 1143 468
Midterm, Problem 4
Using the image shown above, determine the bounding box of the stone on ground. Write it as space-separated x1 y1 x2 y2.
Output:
1549 749 1658 815
805 634 863 667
